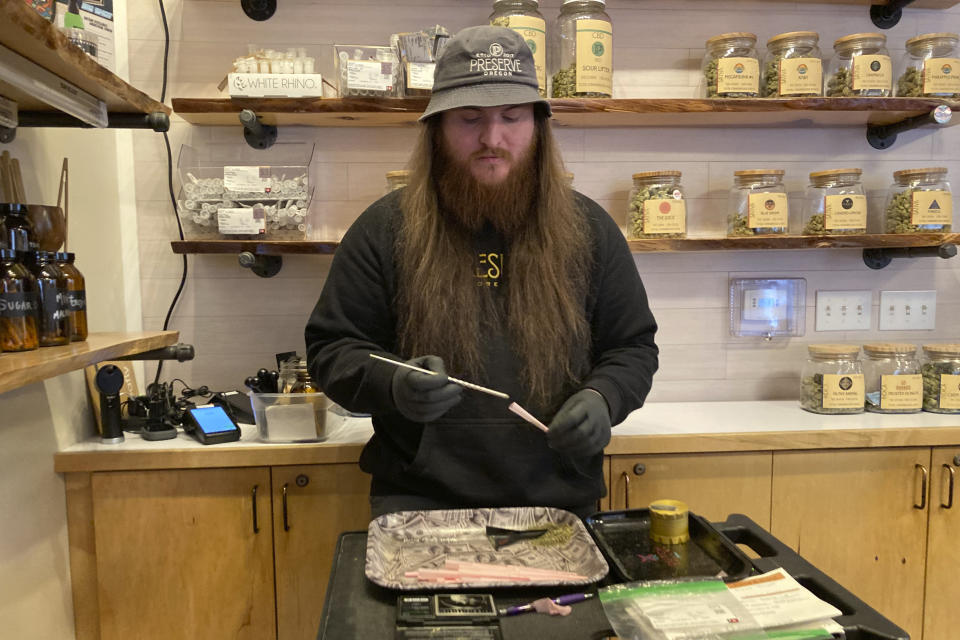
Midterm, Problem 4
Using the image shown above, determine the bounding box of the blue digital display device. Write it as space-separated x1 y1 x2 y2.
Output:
185 405 241 444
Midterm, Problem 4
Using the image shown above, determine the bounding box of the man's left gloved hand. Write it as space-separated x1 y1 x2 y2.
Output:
546 389 611 456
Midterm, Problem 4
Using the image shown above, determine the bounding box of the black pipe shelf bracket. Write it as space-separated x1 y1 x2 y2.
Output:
241 0 276 21
239 109 278 150
866 104 952 150
239 251 283 278
863 243 958 269
870 0 916 29
0 111 170 143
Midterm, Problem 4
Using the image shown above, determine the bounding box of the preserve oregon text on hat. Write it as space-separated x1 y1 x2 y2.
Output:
420 25 552 120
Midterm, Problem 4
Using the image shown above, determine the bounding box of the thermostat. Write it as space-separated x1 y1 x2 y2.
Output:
730 278 806 338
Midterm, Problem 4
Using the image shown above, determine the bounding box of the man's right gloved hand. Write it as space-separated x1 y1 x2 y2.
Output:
390 355 463 422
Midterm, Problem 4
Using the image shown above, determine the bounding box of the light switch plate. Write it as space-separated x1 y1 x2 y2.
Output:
815 290 872 331
879 290 936 330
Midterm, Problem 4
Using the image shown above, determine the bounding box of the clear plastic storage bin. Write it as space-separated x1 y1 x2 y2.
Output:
249 391 342 443
883 167 952 233
921 344 960 414
802 168 867 235
177 143 314 240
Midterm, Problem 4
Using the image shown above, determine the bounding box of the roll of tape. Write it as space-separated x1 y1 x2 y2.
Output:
649 498 690 544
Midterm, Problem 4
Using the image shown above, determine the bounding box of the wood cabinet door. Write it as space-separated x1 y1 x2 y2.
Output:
923 447 960 640
272 464 371 640
91 468 276 640
609 452 773 527
771 448 930 640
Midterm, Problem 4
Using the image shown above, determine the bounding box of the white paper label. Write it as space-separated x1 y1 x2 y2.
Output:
224 166 269 193
406 62 435 90
346 60 393 91
217 207 265 235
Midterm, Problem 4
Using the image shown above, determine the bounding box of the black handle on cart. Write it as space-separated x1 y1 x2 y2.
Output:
714 514 909 640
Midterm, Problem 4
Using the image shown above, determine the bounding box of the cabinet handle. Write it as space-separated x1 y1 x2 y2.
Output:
282 483 290 531
251 485 260 534
914 464 928 510
942 464 956 510
621 471 630 509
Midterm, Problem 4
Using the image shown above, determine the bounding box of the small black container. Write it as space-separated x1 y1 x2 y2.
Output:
24 250 70 347
2 203 33 253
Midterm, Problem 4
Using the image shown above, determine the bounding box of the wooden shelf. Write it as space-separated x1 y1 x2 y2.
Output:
0 1 169 116
0 331 179 395
172 233 959 256
171 96 959 128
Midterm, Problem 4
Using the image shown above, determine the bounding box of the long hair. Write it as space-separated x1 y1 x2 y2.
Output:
396 108 592 409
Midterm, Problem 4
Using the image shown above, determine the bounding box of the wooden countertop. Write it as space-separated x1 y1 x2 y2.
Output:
54 401 960 473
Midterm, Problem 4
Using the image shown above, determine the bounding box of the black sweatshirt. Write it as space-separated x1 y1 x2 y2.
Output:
305 189 658 510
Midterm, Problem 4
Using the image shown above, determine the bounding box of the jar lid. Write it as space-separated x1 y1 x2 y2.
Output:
923 343 960 357
905 32 959 48
633 170 682 179
833 32 886 48
809 168 862 180
863 343 917 355
734 169 785 177
385 170 409 179
808 344 861 357
893 167 948 179
767 31 820 47
705 32 757 47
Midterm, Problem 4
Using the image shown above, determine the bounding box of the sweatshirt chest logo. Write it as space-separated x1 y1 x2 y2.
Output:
470 44 521 77
476 252 503 287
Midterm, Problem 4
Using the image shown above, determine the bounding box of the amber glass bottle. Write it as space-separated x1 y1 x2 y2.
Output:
0 249 40 351
55 252 87 341
26 251 70 347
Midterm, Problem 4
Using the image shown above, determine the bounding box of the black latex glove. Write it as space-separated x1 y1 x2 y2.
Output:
390 355 463 423
546 389 611 456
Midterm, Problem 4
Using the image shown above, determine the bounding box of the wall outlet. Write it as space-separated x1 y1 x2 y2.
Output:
879 290 936 331
815 290 872 331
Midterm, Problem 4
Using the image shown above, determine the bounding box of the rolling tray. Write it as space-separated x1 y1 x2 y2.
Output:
584 508 753 583
317 513 909 640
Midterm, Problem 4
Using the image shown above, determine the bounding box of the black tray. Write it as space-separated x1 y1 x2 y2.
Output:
584 508 753 583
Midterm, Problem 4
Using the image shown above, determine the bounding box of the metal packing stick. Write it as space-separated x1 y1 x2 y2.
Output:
368 353 549 432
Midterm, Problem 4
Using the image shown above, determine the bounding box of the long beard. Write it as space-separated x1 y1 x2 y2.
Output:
434 141 537 237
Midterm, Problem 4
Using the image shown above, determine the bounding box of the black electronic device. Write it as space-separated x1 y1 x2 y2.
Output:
396 594 501 639
184 405 241 445
94 365 125 444
211 390 256 425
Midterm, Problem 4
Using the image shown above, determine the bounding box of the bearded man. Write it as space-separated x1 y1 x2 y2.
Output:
305 26 658 520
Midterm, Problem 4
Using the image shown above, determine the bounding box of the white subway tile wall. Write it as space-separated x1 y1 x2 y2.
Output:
130 0 960 401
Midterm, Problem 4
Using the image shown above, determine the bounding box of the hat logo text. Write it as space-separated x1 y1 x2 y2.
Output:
470 42 521 77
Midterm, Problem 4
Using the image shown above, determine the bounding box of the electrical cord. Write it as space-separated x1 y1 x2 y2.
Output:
155 0 188 385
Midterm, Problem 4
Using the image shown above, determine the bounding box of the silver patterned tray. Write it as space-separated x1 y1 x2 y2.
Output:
365 507 609 590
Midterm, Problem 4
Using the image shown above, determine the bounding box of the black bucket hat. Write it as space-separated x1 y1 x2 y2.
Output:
420 25 551 121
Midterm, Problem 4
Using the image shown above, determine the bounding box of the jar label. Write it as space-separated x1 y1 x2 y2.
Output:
778 57 822 95
0 291 38 318
503 15 546 95
922 57 960 94
717 57 759 94
822 373 865 409
747 192 789 228
67 290 86 312
910 190 952 225
406 62 435 90
852 54 891 90
218 207 266 235
824 194 867 229
575 19 613 95
880 374 923 410
345 59 394 92
642 199 686 234
940 374 960 409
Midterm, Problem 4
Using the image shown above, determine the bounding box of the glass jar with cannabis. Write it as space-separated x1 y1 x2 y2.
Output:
800 344 864 414
762 31 823 97
802 168 867 235
921 344 960 414
895 33 960 98
0 249 39 352
863 343 923 414
728 169 789 236
550 0 613 98
627 171 687 238
825 33 891 97
490 0 547 97
702 32 760 98
883 167 952 233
